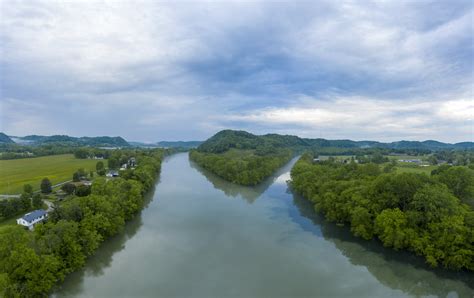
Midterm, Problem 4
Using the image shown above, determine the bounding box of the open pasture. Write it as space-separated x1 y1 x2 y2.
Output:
0 154 101 194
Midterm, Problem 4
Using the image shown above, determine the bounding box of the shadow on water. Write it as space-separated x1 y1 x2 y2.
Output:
290 190 474 297
52 184 158 296
188 156 299 204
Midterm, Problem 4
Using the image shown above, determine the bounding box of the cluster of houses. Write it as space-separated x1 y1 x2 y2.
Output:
398 159 432 167
15 157 138 230
120 157 136 170
398 159 422 164
313 157 357 164
107 157 136 176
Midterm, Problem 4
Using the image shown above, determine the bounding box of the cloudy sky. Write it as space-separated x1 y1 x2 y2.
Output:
0 0 472 142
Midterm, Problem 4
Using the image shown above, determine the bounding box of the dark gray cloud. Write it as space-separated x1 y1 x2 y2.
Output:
0 0 472 142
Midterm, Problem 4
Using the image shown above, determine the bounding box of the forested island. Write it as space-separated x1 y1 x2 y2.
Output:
0 148 167 296
291 153 474 271
189 130 296 185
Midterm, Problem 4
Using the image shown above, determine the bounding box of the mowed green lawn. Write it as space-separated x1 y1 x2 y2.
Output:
0 154 102 194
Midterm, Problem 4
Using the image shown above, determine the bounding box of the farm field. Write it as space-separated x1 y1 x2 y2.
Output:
395 164 437 175
0 154 102 194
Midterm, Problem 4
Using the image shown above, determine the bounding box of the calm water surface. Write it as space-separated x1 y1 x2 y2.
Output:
54 153 474 297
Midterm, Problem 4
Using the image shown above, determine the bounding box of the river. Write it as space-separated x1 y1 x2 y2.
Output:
54 153 474 297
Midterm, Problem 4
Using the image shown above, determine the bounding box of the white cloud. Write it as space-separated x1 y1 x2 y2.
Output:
437 99 474 121
0 97 62 135
224 94 473 142
0 0 472 142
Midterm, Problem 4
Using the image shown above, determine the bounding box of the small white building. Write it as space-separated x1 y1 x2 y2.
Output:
17 209 47 230
80 180 92 186
106 170 119 178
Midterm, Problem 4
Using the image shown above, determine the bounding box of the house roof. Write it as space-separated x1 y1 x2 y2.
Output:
22 209 47 223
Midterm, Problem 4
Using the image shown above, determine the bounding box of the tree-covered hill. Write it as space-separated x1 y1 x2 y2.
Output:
196 130 264 153
156 141 203 149
11 135 130 147
196 130 474 152
0 133 14 144
190 130 296 185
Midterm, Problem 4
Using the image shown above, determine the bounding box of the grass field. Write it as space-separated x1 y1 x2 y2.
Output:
395 164 437 175
0 154 102 194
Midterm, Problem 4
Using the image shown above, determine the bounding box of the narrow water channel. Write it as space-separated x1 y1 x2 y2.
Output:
54 153 474 297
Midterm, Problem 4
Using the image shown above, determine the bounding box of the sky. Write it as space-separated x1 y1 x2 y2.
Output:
0 0 473 143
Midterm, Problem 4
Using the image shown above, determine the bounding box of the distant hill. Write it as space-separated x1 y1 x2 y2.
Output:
0 132 14 143
128 141 159 148
197 130 474 153
157 141 203 148
128 141 202 148
11 135 130 147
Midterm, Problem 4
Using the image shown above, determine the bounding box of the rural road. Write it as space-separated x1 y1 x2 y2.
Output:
44 200 54 212
0 194 20 199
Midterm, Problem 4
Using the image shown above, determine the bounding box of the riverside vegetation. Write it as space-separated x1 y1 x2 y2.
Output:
192 130 474 271
189 130 295 185
290 153 474 271
0 149 167 297
189 149 292 186
189 129 474 187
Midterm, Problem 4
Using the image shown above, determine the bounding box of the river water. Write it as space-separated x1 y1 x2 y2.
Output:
54 153 474 297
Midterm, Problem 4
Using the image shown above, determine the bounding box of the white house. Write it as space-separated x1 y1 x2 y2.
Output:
106 170 119 178
17 209 48 230
80 180 92 186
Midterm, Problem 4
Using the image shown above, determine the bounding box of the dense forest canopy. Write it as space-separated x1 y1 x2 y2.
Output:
0 133 14 144
1 134 130 147
290 153 474 271
190 149 292 186
190 130 299 185
190 129 474 186
195 130 474 153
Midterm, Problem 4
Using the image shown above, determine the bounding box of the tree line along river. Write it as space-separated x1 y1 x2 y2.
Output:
53 153 474 297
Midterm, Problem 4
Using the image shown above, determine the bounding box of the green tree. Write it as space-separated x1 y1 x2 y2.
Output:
436 167 474 206
19 193 31 211
75 185 91 197
32 194 43 209
409 184 459 226
73 172 80 182
96 161 104 172
427 155 438 165
61 183 76 195
23 184 33 194
40 178 52 194
374 208 412 250
350 206 374 240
